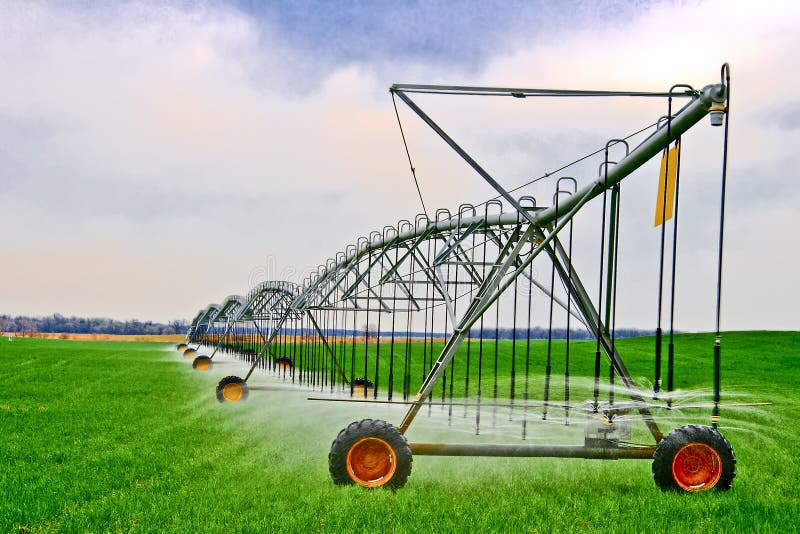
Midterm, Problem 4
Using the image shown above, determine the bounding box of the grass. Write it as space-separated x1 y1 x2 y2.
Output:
1 332 799 533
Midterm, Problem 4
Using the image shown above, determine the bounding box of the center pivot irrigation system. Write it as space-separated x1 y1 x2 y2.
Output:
178 65 737 492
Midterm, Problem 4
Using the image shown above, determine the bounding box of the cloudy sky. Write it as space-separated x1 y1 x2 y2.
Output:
1 0 798 330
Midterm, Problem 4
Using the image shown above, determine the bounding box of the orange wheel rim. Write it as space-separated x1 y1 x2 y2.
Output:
196 359 210 371
346 437 397 487
672 443 723 491
222 382 243 402
184 349 196 360
351 386 374 398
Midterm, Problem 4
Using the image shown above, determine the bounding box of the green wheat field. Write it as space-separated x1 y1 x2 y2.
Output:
2 332 798 533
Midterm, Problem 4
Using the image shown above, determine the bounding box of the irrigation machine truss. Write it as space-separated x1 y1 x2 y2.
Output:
179 65 738 493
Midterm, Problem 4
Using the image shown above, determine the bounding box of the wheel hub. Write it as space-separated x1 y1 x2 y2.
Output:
346 437 397 487
672 442 722 491
222 382 244 402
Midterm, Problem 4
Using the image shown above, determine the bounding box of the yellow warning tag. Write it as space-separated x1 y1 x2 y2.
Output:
654 144 679 227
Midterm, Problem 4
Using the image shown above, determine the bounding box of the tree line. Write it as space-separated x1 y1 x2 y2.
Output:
365 324 654 340
0 314 188 335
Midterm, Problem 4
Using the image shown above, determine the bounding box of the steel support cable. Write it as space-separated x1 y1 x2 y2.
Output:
390 82 701 201
470 121 660 212
318 122 708 288
392 92 428 216
713 64 731 428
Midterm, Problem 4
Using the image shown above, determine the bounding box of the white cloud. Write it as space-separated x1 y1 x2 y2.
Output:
0 0 797 329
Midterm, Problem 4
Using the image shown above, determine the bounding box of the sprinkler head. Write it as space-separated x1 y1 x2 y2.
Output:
709 105 726 127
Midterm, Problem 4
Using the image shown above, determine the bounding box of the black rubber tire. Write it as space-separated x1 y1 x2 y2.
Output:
653 424 736 492
351 377 374 388
192 355 213 372
183 347 197 359
350 377 375 398
176 343 188 351
329 419 412 490
215 375 249 403
274 357 293 371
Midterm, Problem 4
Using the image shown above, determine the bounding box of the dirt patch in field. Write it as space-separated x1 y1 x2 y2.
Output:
2 332 184 342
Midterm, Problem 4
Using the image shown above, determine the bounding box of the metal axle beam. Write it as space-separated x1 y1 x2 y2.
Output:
410 442 656 459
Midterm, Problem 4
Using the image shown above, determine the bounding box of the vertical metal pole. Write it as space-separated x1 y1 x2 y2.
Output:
604 187 619 330
609 185 621 407
713 64 731 428
594 157 610 410
667 139 682 404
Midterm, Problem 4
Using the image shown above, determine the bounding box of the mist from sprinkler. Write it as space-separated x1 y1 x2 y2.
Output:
183 346 773 454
